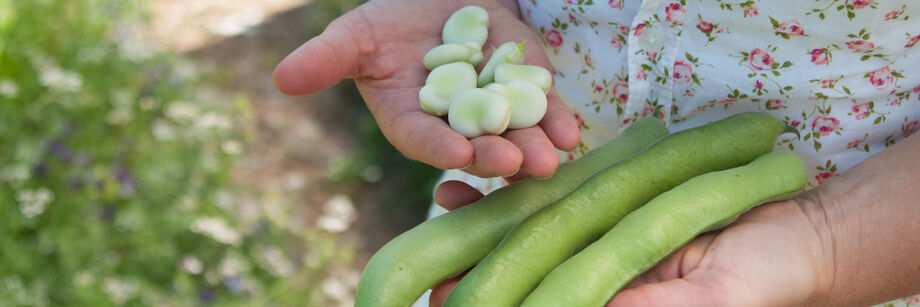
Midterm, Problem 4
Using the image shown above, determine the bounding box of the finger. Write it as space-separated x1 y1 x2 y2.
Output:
502 127 560 179
461 135 524 178
607 278 717 307
383 106 475 170
622 234 716 290
540 89 581 151
273 9 374 95
429 270 469 307
435 180 485 211
503 171 533 184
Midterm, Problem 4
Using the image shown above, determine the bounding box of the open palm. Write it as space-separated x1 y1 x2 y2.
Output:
274 0 579 179
427 199 827 307
606 200 827 307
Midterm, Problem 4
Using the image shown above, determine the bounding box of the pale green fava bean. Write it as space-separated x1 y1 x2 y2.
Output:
477 41 525 87
522 151 808 307
423 42 484 70
494 63 553 94
448 88 511 138
418 62 477 116
484 81 547 129
442 5 489 47
354 117 669 307
444 112 785 307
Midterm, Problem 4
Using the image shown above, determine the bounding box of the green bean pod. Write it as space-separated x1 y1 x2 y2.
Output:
522 151 807 306
355 117 669 307
444 112 785 307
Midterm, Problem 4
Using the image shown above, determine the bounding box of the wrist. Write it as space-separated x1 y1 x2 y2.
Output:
792 189 841 306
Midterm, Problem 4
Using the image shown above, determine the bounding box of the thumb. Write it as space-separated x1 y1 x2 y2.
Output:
607 279 719 307
273 10 374 95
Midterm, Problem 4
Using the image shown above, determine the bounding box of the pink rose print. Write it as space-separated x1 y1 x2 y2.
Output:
790 120 801 128
851 103 870 120
868 66 894 91
685 89 693 96
906 120 920 136
815 172 838 184
846 0 873 9
641 106 665 119
885 10 899 20
568 13 576 22
846 139 861 148
636 69 648 80
609 0 623 9
611 82 629 103
821 79 836 88
622 118 633 125
845 40 875 52
766 99 783 110
594 84 604 93
890 99 901 107
586 54 594 68
611 38 623 49
633 22 648 37
749 48 774 71
573 111 586 129
778 20 804 36
545 29 564 48
906 296 920 306
665 3 686 25
744 5 759 17
619 25 631 34
672 60 692 84
645 51 658 61
696 21 713 33
565 0 575 4
567 152 575 161
716 98 737 105
754 80 764 90
810 48 829 65
811 115 840 136
906 35 920 48
913 85 920 93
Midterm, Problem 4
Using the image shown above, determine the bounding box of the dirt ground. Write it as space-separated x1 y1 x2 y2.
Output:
146 0 440 271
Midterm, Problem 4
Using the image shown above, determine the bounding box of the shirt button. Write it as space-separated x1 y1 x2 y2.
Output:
638 29 666 51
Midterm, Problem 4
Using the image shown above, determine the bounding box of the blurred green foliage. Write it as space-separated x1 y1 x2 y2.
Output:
0 0 369 305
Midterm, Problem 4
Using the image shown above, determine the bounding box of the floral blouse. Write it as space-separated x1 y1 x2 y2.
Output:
425 1 920 306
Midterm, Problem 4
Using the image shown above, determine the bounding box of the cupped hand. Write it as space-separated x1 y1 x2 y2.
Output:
274 0 579 178
427 196 834 307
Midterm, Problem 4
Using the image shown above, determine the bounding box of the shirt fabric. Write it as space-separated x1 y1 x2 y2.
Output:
422 1 920 306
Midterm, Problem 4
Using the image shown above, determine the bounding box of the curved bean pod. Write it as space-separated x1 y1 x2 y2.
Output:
444 112 785 307
355 117 669 307
522 151 808 306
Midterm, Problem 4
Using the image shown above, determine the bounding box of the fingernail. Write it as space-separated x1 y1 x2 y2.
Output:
456 159 474 171
502 167 521 178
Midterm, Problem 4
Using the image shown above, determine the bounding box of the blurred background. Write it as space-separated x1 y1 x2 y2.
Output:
0 0 442 305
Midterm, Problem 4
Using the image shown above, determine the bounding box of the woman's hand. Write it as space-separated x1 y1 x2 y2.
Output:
432 132 920 307
426 196 833 307
606 199 830 307
273 0 579 178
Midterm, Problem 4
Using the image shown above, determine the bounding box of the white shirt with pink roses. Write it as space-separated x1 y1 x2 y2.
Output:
425 1 920 305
